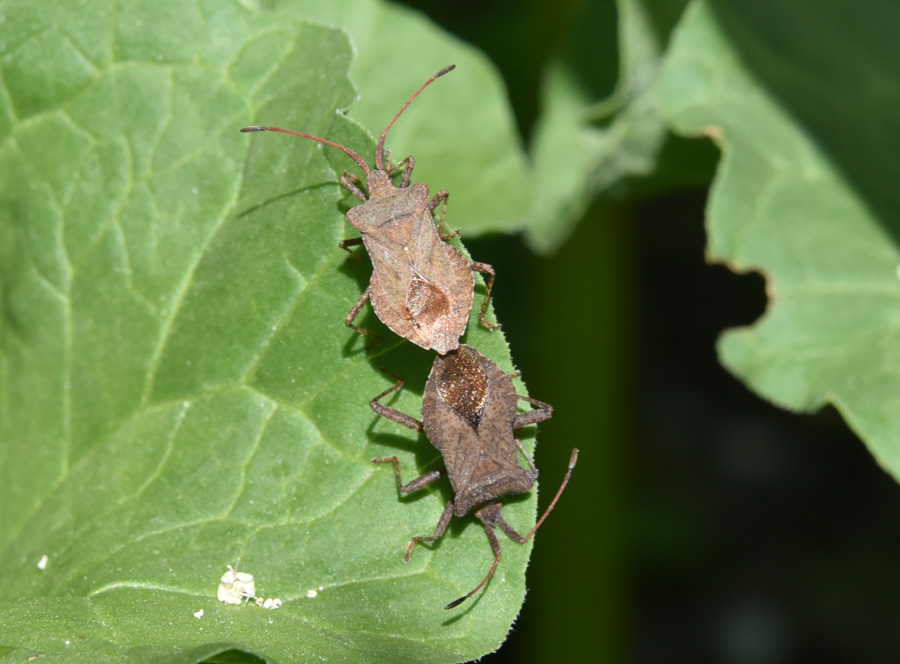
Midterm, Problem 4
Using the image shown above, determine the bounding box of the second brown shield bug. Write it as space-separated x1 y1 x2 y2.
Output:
241 66 499 354
371 344 578 609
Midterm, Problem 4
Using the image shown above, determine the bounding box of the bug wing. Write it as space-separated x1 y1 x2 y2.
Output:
366 210 473 353
422 347 535 515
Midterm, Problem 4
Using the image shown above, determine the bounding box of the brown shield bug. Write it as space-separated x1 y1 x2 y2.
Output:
241 66 499 354
371 344 579 609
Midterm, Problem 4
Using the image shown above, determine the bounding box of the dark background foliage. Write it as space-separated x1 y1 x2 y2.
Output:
396 1 900 662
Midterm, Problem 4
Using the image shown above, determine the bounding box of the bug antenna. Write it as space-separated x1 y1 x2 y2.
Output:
444 549 500 610
522 448 579 541
240 125 371 176
376 65 456 170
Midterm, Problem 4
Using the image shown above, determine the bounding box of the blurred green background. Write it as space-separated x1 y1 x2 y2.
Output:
396 1 900 662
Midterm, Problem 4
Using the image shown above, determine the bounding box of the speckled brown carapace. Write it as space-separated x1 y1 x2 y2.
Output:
241 66 499 354
432 344 490 428
370 345 578 609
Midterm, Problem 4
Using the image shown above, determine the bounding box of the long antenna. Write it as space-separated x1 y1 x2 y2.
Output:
521 448 579 540
444 448 580 609
240 125 371 176
375 65 456 170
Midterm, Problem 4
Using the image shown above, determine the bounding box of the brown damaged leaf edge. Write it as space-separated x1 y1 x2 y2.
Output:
241 66 499 354
371 344 579 609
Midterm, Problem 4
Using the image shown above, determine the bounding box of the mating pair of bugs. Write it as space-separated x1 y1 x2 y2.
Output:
242 66 578 609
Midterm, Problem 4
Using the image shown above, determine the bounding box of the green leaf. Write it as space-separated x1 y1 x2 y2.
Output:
267 0 531 237
526 0 705 253
654 0 900 477
0 2 539 661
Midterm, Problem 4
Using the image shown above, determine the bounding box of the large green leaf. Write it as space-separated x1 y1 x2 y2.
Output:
0 1 540 661
654 0 900 476
526 0 708 252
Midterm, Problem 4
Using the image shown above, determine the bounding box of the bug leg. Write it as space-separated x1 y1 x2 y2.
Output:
339 236 363 249
380 149 395 174
405 501 455 562
339 172 368 202
498 448 579 544
469 261 500 330
428 190 458 239
512 438 538 475
373 457 445 494
399 156 414 188
346 287 381 349
371 374 445 491
338 236 364 261
445 510 504 609
495 513 527 544
370 372 424 432
385 155 416 188
512 395 553 429
510 396 555 472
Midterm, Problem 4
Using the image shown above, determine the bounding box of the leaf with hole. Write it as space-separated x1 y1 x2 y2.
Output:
654 0 900 478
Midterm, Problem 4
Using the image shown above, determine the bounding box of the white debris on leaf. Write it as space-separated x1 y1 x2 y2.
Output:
37 555 49 570
193 609 204 619
217 565 281 609
257 597 282 610
217 565 256 605
305 589 318 599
